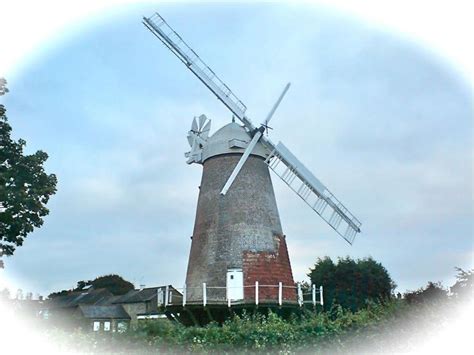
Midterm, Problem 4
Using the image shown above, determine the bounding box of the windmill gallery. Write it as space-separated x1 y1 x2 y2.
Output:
142 12 362 325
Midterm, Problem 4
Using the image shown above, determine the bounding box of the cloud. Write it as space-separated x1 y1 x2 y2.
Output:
2 3 472 296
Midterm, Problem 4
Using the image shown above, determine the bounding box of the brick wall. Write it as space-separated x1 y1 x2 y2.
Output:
242 234 296 301
185 154 284 301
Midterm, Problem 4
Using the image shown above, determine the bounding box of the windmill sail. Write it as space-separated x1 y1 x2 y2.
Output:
143 11 362 245
143 13 252 128
265 142 361 244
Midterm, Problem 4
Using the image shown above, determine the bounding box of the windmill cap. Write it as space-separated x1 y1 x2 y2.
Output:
202 122 269 163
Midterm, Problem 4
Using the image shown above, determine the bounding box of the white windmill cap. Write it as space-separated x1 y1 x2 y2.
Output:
201 122 269 162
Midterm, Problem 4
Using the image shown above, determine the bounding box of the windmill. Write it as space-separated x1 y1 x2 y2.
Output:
143 13 362 309
185 114 211 164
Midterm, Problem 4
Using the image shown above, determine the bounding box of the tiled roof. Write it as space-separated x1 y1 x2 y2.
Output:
48 286 181 308
104 295 123 304
78 304 130 319
48 288 113 308
112 287 159 304
112 286 181 304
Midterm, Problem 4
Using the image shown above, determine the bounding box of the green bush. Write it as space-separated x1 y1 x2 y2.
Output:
122 303 405 353
40 299 460 354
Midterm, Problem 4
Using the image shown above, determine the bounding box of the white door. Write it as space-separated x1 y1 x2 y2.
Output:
227 269 244 300
157 288 164 306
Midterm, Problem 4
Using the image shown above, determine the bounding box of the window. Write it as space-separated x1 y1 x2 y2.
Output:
117 321 128 333
104 321 111 331
93 321 100 331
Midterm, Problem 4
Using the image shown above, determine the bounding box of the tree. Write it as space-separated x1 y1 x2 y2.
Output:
0 78 8 96
0 78 57 257
404 281 448 305
76 280 90 290
450 267 473 301
89 274 135 295
308 256 396 312
48 289 71 299
0 287 10 300
48 274 134 298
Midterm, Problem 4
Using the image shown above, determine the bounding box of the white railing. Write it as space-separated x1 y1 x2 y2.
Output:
255 281 259 305
159 282 324 308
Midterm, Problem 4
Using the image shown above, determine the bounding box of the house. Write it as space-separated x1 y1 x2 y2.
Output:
76 304 130 332
45 288 114 328
43 285 182 329
6 297 45 322
112 286 182 324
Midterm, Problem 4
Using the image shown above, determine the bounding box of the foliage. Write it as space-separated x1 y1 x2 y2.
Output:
404 281 448 305
308 256 396 312
48 289 72 299
88 274 134 295
48 274 134 298
0 78 57 256
41 298 464 354
450 267 473 300
0 287 10 300
38 267 472 353
0 78 8 97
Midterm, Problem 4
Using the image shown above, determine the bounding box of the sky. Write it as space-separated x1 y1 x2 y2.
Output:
0 1 472 297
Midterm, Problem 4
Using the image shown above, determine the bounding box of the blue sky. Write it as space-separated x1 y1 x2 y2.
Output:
1 2 472 296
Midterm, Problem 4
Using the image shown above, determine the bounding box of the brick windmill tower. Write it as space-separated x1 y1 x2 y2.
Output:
143 13 362 307
184 117 295 303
